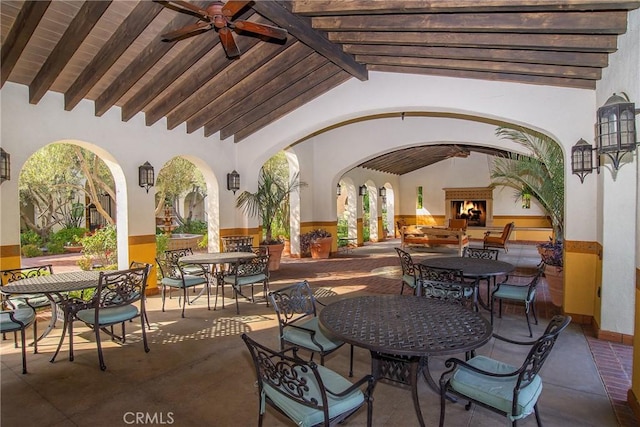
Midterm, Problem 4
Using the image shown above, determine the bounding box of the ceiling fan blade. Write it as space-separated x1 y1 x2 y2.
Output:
161 21 211 41
221 1 251 19
234 21 288 40
219 27 241 58
161 0 210 18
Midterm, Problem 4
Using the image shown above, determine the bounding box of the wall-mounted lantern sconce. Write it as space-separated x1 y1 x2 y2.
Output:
0 148 10 183
227 170 240 194
359 185 367 196
571 138 598 183
378 187 386 197
572 93 639 182
336 183 342 196
138 161 154 193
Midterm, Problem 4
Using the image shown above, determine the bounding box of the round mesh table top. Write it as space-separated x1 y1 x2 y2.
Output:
420 256 514 277
1 270 101 295
320 295 492 357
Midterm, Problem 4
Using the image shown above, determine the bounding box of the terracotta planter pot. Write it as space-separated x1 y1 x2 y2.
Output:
310 237 332 259
264 243 284 271
544 263 564 307
282 239 290 257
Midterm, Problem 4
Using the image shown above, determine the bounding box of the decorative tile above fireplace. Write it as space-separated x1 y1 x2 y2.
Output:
444 187 494 228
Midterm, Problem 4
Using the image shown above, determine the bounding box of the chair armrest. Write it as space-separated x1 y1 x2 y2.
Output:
286 323 329 351
441 356 519 379
492 333 537 346
325 374 374 398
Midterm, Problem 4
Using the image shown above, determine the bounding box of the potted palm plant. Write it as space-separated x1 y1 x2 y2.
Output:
236 165 306 271
491 126 565 306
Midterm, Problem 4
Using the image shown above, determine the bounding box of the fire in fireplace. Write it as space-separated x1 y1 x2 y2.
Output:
452 200 487 227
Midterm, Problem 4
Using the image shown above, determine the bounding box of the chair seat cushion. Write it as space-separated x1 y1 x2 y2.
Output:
0 308 36 332
161 275 206 289
263 363 364 427
484 236 505 245
494 284 534 302
450 355 542 421
402 274 416 289
76 305 139 326
283 317 342 353
223 273 267 286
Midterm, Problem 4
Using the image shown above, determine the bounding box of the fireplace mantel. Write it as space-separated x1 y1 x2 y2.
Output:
444 187 494 227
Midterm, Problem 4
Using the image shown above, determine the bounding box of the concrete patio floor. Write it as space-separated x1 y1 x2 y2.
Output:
1 240 631 426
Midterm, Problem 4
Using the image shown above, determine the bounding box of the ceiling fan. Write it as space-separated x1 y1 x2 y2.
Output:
156 1 288 58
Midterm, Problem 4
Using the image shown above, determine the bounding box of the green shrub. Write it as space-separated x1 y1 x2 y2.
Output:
50 227 88 246
21 244 42 258
46 242 65 254
156 233 169 258
79 225 117 267
20 230 42 247
174 219 207 235
198 233 208 249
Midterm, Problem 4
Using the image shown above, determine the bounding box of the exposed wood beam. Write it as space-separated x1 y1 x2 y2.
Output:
359 55 601 79
189 41 314 133
203 51 327 136
312 11 629 34
28 1 111 104
144 42 233 126
121 35 219 122
251 0 368 81
1 1 51 87
170 36 296 131
233 71 351 142
328 31 619 52
293 0 640 15
369 64 596 89
219 62 342 139
94 1 211 117
343 44 609 67
64 1 164 111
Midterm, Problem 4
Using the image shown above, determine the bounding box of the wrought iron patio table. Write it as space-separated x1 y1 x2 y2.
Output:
420 256 515 308
319 295 492 427
0 271 102 361
180 252 256 309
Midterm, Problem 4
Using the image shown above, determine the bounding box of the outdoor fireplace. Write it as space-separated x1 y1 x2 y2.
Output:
452 200 487 226
444 187 494 227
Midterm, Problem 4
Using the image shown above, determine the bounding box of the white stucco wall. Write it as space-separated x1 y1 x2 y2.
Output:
596 8 639 335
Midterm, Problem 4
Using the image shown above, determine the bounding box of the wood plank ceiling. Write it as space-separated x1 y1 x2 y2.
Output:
2 0 639 175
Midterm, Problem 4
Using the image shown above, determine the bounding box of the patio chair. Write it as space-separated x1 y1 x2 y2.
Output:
156 252 210 318
438 315 571 427
1 264 55 344
242 333 373 427
164 248 204 277
395 247 418 295
491 268 543 337
0 300 36 374
223 253 270 314
222 235 253 252
415 264 465 299
268 280 354 377
463 247 500 304
54 265 151 371
483 222 515 252
129 261 152 330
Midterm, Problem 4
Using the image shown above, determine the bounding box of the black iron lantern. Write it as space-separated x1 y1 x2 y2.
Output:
378 187 386 197
359 185 367 196
0 148 9 183
227 170 240 194
336 183 341 196
595 93 638 171
138 161 154 193
571 138 596 183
